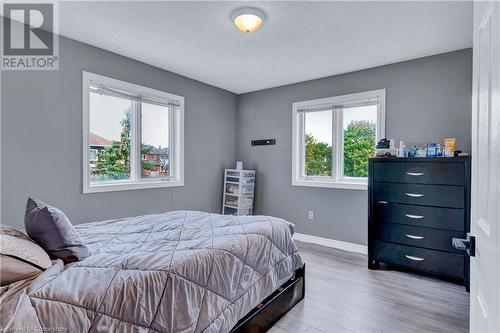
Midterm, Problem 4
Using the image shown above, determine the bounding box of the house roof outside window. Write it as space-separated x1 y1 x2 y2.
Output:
90 133 112 147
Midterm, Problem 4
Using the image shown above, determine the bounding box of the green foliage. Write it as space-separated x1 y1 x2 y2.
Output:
343 120 376 177
305 133 332 176
92 109 131 180
92 109 167 179
142 145 153 155
304 120 375 178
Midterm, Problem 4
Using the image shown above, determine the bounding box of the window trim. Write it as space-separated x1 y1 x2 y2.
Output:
82 71 184 193
292 89 385 190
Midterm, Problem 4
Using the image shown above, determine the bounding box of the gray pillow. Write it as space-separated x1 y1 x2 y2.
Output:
24 198 89 263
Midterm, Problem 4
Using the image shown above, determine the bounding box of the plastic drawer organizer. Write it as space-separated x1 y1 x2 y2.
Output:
222 169 255 215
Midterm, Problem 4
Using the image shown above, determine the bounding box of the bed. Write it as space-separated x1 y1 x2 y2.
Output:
0 211 304 332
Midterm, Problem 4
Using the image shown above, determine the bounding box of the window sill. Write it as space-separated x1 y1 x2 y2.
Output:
292 179 367 190
83 180 184 193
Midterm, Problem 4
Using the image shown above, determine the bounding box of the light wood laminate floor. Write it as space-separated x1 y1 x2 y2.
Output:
269 241 469 333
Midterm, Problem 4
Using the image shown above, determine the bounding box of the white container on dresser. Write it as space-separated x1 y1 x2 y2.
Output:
222 169 255 215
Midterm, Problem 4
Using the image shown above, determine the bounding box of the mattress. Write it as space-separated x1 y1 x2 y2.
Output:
0 211 303 332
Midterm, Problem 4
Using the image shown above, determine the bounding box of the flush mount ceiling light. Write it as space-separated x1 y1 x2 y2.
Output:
232 8 266 33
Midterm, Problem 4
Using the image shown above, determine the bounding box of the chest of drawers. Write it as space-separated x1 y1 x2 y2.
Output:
368 157 471 290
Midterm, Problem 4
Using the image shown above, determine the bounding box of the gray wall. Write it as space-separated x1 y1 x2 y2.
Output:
1 41 472 246
1 36 238 230
236 49 472 245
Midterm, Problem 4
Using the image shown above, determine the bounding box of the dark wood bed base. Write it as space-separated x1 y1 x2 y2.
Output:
230 264 305 333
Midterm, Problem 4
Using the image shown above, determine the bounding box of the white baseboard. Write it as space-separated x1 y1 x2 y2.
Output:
293 232 367 255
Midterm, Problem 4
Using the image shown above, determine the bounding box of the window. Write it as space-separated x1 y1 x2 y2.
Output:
292 89 385 190
83 72 184 193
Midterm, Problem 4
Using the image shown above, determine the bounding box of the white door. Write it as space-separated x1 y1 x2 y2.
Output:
470 1 500 332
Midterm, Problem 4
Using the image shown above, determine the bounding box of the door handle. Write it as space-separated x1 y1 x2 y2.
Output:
405 214 424 219
405 234 424 240
452 233 476 257
405 255 424 261
378 201 388 204
405 193 424 197
406 172 424 176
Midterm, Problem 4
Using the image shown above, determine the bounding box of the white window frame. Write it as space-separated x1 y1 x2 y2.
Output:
82 71 184 193
292 89 385 190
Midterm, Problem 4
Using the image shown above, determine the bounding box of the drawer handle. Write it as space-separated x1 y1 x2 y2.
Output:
405 192 424 198
378 201 388 204
405 255 425 261
405 234 424 240
405 214 424 219
406 172 424 176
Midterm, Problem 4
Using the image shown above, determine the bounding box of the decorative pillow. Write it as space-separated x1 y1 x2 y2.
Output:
24 198 89 263
0 227 52 286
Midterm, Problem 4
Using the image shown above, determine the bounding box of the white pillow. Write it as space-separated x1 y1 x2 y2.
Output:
0 227 52 286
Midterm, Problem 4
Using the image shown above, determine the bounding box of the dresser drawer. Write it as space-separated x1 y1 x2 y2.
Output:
373 202 465 231
376 223 463 253
374 183 464 208
373 241 464 280
373 161 465 185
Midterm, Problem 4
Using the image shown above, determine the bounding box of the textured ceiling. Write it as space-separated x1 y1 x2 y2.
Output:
59 1 473 94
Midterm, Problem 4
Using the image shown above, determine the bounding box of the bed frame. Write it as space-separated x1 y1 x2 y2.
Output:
230 264 305 333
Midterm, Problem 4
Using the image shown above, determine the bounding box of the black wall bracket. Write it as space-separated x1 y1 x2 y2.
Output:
251 139 276 146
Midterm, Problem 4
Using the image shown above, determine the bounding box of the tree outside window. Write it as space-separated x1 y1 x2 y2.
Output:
304 120 376 178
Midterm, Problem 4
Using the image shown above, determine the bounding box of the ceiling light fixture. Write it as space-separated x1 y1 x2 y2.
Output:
232 8 266 33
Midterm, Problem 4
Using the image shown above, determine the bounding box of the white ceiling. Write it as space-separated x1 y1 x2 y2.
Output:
59 1 473 94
